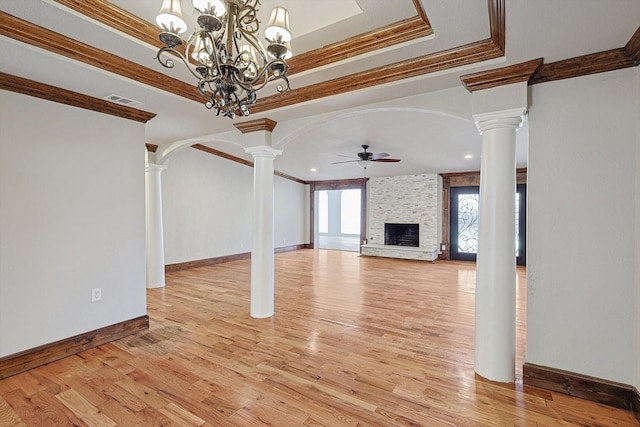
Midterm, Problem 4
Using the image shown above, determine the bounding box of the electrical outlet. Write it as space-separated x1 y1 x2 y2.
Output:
91 288 102 302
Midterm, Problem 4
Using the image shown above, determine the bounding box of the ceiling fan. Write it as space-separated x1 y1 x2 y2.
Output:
332 144 401 168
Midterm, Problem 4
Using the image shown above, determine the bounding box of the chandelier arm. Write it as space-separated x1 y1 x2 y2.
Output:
156 47 211 81
239 58 289 91
241 72 289 93
236 2 260 37
276 74 291 93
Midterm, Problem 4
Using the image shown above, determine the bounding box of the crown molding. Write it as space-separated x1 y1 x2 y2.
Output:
192 143 254 168
252 38 504 114
530 47 636 85
1 0 505 115
54 0 161 48
460 58 543 92
0 72 156 123
624 26 640 63
192 143 306 184
489 0 505 51
53 0 432 78
287 15 432 75
0 11 202 104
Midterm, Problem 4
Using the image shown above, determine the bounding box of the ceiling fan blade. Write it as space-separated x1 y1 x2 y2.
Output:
372 158 401 162
331 159 359 164
371 152 390 160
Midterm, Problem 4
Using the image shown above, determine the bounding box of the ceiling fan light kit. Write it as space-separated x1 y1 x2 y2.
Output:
155 0 293 119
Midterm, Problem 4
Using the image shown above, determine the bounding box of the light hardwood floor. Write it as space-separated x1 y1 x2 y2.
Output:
0 250 637 426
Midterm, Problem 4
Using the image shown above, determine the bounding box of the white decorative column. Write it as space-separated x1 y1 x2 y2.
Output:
461 60 540 383
235 119 281 318
145 154 167 289
473 110 523 382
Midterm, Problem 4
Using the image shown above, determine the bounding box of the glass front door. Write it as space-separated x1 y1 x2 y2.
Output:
450 185 526 265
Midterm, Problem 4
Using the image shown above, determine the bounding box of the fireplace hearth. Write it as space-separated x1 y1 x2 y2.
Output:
385 223 419 247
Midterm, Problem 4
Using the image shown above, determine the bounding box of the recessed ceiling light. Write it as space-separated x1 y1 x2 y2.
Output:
464 154 473 159
310 168 317 172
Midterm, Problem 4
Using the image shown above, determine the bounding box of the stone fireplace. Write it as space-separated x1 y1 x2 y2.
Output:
361 174 441 261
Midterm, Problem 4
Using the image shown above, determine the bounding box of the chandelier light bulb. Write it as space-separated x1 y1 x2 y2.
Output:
192 0 225 16
191 35 214 65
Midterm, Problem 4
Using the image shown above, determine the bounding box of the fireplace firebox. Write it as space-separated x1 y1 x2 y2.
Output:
384 223 419 247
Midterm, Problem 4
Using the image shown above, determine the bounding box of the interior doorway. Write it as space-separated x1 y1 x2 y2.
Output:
317 189 361 251
309 178 368 252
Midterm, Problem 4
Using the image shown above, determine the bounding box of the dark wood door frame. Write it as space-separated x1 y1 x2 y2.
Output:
440 169 527 260
308 178 368 250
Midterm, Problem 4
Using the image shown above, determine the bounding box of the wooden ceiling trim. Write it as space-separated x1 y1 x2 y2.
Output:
0 11 202 104
273 171 307 185
530 48 636 85
53 0 432 78
234 118 278 134
1 0 506 117
489 0 506 52
54 0 161 48
192 143 306 184
624 26 640 63
0 72 156 123
53 0 191 59
252 39 503 114
411 0 430 25
460 58 543 92
251 0 505 113
287 16 432 75
192 143 254 167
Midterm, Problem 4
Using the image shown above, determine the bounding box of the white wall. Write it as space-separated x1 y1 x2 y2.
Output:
0 91 147 357
527 68 639 386
274 175 309 248
161 147 308 265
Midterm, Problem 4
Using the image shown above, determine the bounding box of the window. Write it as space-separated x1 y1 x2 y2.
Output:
340 189 361 235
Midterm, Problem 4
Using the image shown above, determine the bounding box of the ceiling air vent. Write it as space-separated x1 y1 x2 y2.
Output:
103 94 144 108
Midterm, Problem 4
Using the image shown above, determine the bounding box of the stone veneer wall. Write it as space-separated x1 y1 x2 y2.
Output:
367 174 442 251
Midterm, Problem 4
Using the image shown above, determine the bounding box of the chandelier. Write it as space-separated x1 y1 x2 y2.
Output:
155 0 293 118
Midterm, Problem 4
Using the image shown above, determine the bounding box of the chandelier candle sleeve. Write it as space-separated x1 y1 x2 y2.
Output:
155 0 293 119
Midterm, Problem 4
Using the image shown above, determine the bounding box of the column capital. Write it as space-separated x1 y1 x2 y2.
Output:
145 162 168 173
244 145 282 159
473 109 525 134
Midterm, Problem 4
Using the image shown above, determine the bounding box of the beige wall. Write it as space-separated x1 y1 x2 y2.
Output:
0 91 147 357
